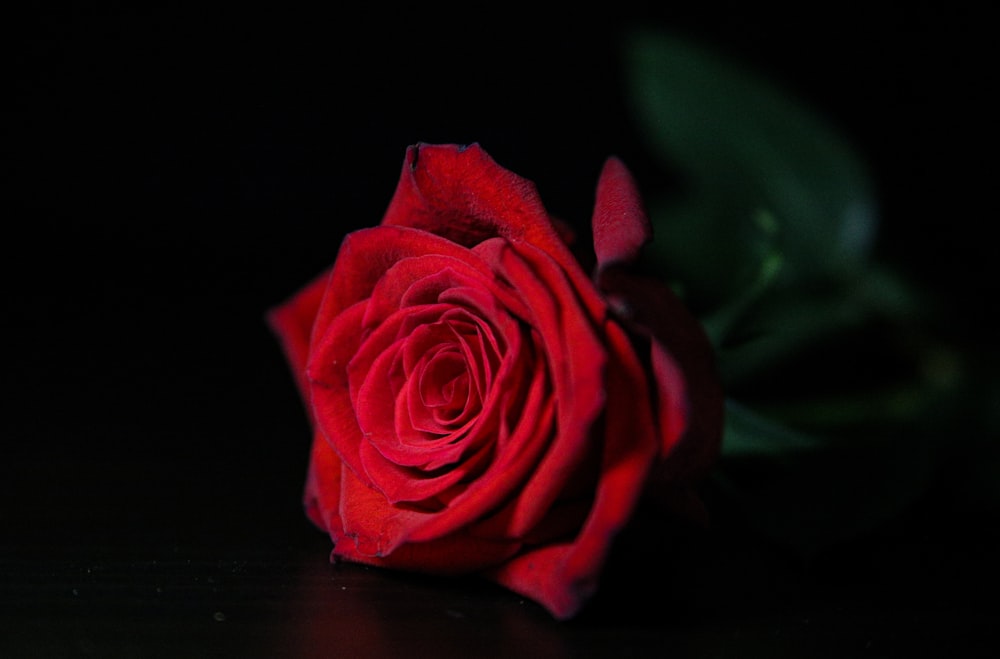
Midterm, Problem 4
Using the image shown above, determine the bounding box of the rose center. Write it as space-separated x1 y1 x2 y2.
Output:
418 349 471 424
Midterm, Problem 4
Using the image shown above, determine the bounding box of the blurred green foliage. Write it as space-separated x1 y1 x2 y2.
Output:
620 28 988 555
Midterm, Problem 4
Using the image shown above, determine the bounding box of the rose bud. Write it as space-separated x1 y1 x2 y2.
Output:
268 143 723 619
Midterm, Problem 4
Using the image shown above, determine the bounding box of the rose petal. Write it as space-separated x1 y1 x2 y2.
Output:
406 355 556 543
362 255 496 331
352 310 498 467
592 156 652 274
471 238 606 537
596 267 723 478
382 143 564 253
486 318 659 620
266 268 330 398
303 427 344 535
306 302 372 485
309 226 486 340
651 338 690 456
329 465 522 573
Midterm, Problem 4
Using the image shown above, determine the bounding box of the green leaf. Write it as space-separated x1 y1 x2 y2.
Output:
622 28 877 307
720 399 828 459
713 399 938 556
713 264 924 388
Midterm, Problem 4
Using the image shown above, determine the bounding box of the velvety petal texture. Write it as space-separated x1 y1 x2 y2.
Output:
268 142 723 620
593 156 652 274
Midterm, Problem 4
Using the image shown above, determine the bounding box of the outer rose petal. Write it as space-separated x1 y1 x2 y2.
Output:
381 143 600 308
469 239 606 538
308 143 590 335
307 433 523 572
592 156 652 273
266 268 329 398
303 427 342 533
588 155 723 481
382 143 561 251
486 319 660 620
598 267 724 483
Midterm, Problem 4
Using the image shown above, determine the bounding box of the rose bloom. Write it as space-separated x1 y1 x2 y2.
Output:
268 143 722 619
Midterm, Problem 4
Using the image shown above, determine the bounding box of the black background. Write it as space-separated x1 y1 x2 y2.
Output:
4 3 996 657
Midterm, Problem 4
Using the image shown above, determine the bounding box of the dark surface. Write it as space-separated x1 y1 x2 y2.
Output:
4 4 996 657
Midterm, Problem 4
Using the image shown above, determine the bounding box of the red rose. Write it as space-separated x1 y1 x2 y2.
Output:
268 143 722 619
